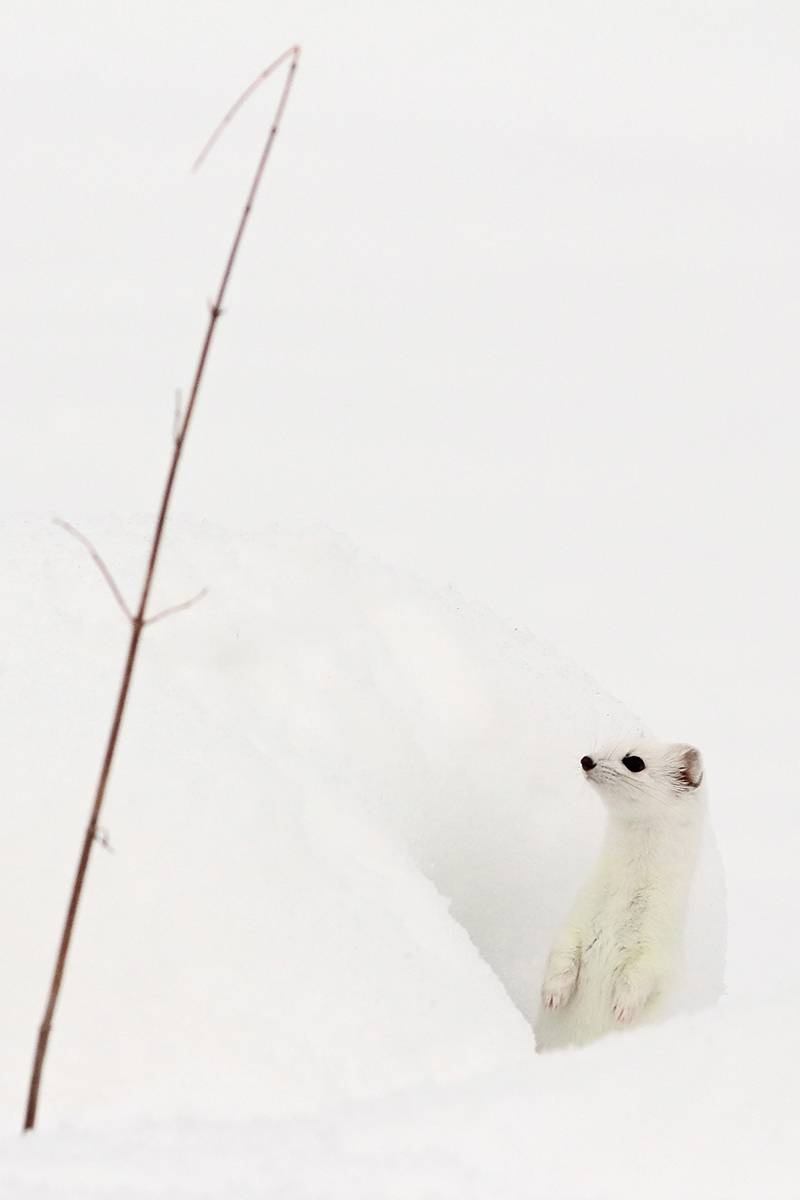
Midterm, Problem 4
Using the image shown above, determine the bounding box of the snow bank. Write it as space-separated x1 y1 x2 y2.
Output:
0 516 724 1125
2 998 797 1200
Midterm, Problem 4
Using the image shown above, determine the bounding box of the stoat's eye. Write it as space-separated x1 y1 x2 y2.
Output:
622 755 646 773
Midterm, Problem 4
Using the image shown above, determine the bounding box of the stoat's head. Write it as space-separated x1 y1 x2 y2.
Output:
580 739 705 818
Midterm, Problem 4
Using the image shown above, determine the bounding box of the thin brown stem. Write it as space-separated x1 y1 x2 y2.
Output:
23 45 300 1133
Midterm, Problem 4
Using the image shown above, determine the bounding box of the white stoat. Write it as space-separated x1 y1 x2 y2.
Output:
534 738 707 1051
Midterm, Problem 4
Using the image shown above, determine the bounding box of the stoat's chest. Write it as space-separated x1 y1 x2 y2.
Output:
578 835 696 970
580 880 654 974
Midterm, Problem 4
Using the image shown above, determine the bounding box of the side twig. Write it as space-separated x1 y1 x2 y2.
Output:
145 587 209 626
173 389 184 445
54 518 209 628
53 518 133 623
23 44 301 1133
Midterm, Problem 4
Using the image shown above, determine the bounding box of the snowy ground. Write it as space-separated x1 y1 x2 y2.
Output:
0 517 793 1198
1 999 797 1200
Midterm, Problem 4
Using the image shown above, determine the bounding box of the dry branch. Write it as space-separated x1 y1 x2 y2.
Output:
23 45 301 1132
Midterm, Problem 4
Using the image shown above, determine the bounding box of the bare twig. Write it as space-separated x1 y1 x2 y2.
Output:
53 518 133 623
173 389 184 445
93 827 114 853
192 46 299 172
24 44 301 1133
56 515 208 627
145 587 209 626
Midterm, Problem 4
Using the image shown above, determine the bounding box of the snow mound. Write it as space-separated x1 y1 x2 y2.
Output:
0 516 725 1123
3 999 797 1200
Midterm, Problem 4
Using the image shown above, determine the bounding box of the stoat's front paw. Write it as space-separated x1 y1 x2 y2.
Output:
541 963 579 1010
612 968 653 1024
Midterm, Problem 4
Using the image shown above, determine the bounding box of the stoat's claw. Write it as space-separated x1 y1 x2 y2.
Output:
612 969 652 1023
541 971 578 1011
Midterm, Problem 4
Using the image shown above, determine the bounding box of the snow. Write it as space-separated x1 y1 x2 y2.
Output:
0 516 757 1198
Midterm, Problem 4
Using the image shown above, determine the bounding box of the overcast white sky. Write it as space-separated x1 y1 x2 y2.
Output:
1 1 798 811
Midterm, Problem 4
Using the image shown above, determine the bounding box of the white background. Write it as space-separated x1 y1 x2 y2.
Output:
1 0 797 726
0 3 798 1192
3 0 798 992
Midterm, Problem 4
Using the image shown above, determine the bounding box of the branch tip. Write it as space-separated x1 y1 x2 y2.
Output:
191 45 301 173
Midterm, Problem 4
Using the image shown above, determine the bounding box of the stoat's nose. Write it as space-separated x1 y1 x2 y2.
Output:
580 756 596 772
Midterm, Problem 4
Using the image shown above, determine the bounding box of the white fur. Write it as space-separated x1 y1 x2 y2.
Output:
534 737 707 1051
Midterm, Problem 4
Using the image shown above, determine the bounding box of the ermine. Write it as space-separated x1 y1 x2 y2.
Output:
534 738 707 1051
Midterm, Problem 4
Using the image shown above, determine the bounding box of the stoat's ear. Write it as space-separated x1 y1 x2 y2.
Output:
676 745 704 789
